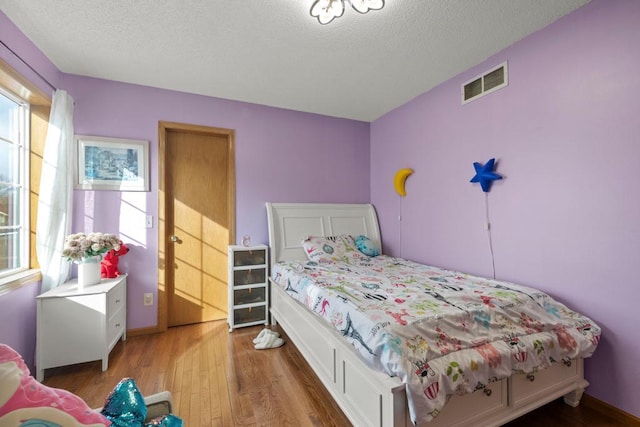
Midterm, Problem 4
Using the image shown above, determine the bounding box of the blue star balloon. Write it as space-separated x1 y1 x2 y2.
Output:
470 158 502 192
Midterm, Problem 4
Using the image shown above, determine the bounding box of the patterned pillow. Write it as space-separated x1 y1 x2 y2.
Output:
0 344 110 426
302 235 365 263
355 235 381 257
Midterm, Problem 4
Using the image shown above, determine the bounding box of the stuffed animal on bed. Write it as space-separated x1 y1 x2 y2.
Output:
355 235 380 257
101 241 129 278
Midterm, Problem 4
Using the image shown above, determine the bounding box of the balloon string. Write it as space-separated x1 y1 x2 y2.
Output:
485 193 496 279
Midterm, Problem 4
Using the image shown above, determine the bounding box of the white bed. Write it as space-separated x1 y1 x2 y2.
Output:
266 202 590 427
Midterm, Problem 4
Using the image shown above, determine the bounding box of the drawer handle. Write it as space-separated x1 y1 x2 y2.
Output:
526 374 535 382
115 299 121 303
483 388 492 397
563 359 572 367
115 323 121 328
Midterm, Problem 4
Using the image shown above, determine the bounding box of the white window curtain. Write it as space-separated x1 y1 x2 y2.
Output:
36 90 74 293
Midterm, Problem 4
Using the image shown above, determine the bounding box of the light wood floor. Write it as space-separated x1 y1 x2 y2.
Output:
42 321 629 426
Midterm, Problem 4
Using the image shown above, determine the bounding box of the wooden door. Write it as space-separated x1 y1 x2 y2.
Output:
158 122 235 328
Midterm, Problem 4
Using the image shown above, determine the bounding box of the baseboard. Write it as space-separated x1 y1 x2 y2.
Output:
127 325 163 337
583 394 640 426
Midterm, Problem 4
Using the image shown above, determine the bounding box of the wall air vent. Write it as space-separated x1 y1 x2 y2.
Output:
462 62 508 104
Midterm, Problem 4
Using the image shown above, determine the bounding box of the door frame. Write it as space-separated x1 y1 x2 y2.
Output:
157 121 235 332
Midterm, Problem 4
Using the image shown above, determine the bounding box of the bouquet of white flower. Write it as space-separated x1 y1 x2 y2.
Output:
62 232 121 262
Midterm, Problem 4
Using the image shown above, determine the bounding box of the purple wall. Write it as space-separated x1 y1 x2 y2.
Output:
64 75 370 330
371 0 639 417
0 282 40 370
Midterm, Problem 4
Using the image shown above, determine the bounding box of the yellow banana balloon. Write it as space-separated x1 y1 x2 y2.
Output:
394 168 414 197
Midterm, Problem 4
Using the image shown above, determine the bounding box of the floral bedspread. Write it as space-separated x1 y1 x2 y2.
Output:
272 255 601 425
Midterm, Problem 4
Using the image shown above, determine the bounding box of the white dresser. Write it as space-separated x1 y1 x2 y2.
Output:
35 275 127 382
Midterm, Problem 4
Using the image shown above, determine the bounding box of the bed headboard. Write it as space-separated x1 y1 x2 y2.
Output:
266 202 381 266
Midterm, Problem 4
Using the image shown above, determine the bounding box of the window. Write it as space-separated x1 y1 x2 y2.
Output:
0 88 29 278
0 58 50 292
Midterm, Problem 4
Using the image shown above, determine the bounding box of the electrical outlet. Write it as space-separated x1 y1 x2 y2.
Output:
143 293 153 306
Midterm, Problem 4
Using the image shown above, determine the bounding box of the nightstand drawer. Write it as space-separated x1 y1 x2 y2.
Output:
233 305 266 326
233 268 266 285
234 287 266 306
107 308 125 348
107 281 125 314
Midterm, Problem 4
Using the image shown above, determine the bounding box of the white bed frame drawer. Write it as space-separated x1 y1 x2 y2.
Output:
511 359 580 407
429 380 507 427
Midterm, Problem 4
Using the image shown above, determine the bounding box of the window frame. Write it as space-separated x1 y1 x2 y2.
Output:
0 87 31 280
0 57 51 294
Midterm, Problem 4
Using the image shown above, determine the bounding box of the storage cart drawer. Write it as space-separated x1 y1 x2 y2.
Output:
234 287 266 306
233 249 266 266
233 305 266 325
233 268 266 285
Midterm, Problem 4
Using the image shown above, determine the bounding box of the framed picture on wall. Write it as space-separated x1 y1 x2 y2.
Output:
74 135 150 191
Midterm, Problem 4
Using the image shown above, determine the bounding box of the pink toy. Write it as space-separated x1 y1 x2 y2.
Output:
101 241 129 278
0 344 110 425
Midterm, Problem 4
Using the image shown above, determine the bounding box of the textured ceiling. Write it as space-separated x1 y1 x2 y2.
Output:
0 0 590 121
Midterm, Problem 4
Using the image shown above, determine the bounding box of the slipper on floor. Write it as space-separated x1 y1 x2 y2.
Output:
254 333 284 350
253 328 279 344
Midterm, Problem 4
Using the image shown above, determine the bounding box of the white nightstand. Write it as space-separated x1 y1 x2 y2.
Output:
35 275 127 382
228 245 269 331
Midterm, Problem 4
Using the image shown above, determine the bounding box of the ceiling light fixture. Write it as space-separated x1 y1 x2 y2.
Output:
310 0 385 25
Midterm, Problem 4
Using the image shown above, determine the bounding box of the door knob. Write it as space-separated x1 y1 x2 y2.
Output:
170 235 179 242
